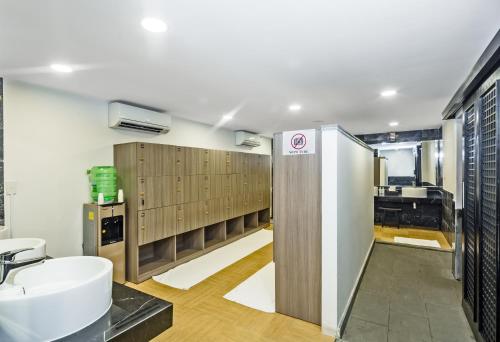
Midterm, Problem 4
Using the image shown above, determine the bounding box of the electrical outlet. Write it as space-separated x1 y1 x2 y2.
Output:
5 181 18 196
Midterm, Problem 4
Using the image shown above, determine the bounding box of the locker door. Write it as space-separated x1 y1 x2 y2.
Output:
199 175 211 201
160 206 177 240
185 147 199 175
175 176 185 204
138 210 156 245
137 143 159 177
175 146 186 176
198 149 210 174
162 145 176 176
479 83 499 342
161 176 176 207
225 151 232 174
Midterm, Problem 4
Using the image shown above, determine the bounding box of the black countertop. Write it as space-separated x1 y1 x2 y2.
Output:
374 192 442 204
60 283 173 341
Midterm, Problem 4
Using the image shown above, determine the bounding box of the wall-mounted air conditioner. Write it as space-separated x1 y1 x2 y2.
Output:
235 131 261 147
108 102 171 134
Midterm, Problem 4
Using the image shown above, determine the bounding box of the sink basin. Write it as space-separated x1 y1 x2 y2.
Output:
401 187 428 198
0 256 112 341
0 238 46 261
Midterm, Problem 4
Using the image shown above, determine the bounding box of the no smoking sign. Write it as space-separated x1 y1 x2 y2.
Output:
282 129 316 155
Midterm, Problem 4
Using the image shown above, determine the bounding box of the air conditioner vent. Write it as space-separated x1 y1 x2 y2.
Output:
117 121 166 134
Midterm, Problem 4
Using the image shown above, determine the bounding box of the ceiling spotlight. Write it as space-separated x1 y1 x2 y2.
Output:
381 89 397 97
141 17 167 33
288 103 302 112
389 121 399 127
50 64 73 73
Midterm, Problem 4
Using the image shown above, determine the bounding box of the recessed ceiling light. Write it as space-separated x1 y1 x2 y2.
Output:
288 103 302 112
50 64 73 73
141 17 167 33
381 89 397 97
389 121 399 127
222 114 233 120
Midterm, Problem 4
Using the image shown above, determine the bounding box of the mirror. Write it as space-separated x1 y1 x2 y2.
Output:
371 140 442 186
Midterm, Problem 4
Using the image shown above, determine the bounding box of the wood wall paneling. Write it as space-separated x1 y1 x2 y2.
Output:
273 131 322 325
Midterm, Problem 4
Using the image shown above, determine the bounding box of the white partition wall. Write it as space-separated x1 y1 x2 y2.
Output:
273 125 374 337
321 126 374 336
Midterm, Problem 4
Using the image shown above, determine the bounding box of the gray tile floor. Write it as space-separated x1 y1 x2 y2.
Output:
341 243 475 342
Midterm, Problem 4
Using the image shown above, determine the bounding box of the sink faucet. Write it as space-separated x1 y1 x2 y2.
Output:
0 248 46 285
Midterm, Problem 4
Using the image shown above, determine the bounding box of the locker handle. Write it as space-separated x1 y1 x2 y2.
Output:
141 199 145 206
141 226 145 230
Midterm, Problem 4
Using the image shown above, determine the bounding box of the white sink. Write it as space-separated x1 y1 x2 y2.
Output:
0 256 113 341
0 238 46 261
401 187 428 198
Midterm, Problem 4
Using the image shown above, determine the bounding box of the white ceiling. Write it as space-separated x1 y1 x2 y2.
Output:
1 1 499 136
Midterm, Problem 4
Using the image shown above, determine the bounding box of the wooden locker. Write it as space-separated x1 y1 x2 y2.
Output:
175 176 185 204
198 149 210 174
241 153 249 175
224 151 232 174
214 150 225 174
209 198 224 225
232 152 242 174
137 143 161 177
222 175 232 196
211 175 222 199
199 175 211 200
185 147 200 175
188 175 199 203
162 145 176 176
209 150 217 175
147 177 162 209
159 206 176 240
199 200 210 226
176 205 185 234
242 174 249 195
138 210 156 246
175 146 185 176
137 177 146 211
263 190 270 208
161 176 176 206
224 197 234 219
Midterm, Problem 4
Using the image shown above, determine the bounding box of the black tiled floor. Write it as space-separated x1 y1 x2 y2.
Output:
341 243 475 342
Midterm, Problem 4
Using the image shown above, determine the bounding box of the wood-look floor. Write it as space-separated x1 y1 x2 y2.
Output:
127 241 332 342
374 225 452 250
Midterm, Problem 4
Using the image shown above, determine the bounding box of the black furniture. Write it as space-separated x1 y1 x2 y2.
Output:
379 207 402 228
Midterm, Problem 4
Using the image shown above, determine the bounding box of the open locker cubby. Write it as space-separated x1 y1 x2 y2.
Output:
258 208 271 226
244 212 259 232
176 228 204 260
226 216 244 239
138 236 176 275
204 222 226 248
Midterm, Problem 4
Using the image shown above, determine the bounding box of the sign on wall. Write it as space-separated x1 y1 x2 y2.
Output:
282 129 316 155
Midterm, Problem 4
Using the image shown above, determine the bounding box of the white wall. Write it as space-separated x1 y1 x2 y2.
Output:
321 127 374 336
4 80 271 257
443 119 460 201
379 148 415 177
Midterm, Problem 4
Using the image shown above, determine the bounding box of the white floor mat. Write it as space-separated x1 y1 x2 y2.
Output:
153 229 273 290
394 237 441 248
224 262 275 313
